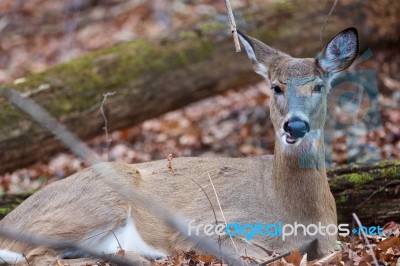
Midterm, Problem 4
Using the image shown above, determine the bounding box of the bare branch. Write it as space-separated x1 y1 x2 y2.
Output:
258 251 291 266
352 213 379 266
320 0 338 47
52 229 124 264
100 91 116 161
355 180 400 211
94 163 246 265
1 88 102 166
208 172 242 263
1 87 246 266
224 0 241 52
180 171 226 261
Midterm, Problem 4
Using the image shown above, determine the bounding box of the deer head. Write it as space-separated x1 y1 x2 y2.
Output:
238 28 359 153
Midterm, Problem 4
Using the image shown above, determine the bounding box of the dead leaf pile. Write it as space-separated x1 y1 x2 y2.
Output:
149 222 400 266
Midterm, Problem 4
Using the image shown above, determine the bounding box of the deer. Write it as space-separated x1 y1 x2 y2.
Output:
0 27 359 265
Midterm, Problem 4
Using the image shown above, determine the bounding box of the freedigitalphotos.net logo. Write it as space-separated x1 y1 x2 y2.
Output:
188 220 384 241
323 50 381 167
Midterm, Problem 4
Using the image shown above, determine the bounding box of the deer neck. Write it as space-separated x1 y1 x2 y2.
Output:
269 137 332 219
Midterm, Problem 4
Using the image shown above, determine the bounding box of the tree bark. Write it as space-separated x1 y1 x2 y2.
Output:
0 0 399 174
1 160 399 225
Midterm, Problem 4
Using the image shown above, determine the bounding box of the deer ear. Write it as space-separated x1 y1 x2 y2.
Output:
238 31 272 78
318 27 359 74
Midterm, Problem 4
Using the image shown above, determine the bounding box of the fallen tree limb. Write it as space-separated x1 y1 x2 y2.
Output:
0 0 399 174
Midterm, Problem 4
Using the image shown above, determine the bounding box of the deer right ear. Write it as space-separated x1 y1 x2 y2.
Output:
317 27 359 74
237 31 269 78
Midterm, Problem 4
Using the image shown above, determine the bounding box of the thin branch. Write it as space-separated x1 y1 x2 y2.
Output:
92 164 246 266
208 172 242 264
1 88 102 166
100 91 116 161
223 0 241 52
352 213 379 266
183 175 218 227
23 254 31 266
52 229 123 264
181 173 222 260
355 180 400 211
258 251 291 266
1 87 246 266
320 0 338 47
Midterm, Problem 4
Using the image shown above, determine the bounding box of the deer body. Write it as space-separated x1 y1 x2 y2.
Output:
0 28 359 265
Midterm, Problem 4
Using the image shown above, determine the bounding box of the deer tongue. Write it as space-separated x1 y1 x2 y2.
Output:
285 133 297 144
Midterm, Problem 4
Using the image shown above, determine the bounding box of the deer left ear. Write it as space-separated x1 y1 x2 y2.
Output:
238 30 268 78
237 30 287 79
317 27 359 74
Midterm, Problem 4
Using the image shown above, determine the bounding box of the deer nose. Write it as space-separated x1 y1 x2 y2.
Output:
283 117 310 138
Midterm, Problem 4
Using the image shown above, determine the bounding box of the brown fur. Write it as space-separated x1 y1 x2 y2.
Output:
0 28 360 265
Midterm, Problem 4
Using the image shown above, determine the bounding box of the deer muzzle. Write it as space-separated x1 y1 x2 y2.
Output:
283 117 310 144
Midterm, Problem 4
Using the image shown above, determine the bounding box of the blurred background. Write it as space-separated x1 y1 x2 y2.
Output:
0 0 399 194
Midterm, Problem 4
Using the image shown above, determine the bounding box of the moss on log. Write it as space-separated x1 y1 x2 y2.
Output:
0 0 399 174
328 160 400 225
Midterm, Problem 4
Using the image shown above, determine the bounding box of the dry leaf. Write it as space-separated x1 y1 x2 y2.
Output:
196 254 215 263
285 251 303 265
377 236 400 252
383 221 400 236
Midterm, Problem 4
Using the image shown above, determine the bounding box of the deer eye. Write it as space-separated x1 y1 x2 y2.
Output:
271 85 283 95
313 84 324 93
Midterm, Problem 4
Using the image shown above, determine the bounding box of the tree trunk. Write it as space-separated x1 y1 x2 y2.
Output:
1 160 399 225
0 0 399 174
